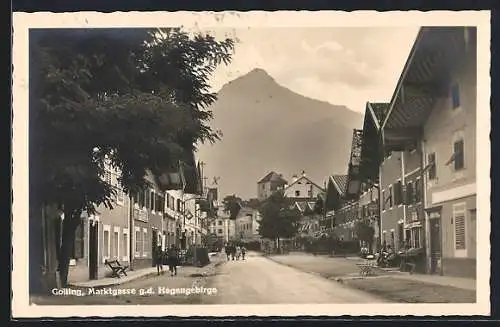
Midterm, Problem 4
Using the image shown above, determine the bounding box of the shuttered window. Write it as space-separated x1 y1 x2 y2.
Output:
406 181 414 205
393 181 403 205
428 153 437 180
415 178 422 203
454 139 465 170
454 206 466 250
388 186 393 208
146 190 151 210
137 191 145 208
135 229 142 257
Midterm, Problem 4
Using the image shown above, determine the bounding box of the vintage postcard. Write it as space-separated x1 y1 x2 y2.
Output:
12 10 491 317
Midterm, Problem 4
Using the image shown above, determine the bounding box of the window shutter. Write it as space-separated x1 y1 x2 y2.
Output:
454 140 465 170
405 182 413 205
428 153 437 179
454 214 466 250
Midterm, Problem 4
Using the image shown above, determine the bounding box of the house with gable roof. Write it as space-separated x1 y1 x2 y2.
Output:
283 170 325 201
382 27 477 277
257 171 288 201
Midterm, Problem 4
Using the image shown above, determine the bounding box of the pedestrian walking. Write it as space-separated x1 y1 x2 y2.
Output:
155 245 164 276
241 245 247 260
236 245 241 260
230 244 236 261
166 244 179 276
225 243 231 261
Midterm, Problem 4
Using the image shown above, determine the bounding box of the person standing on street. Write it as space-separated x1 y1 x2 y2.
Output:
167 244 179 276
225 243 231 261
230 244 237 261
241 245 247 260
155 245 164 276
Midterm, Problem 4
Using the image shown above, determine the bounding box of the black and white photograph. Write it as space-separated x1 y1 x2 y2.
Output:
12 11 490 317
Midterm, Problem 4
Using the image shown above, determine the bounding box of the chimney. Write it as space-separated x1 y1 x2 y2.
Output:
301 170 306 177
292 174 298 182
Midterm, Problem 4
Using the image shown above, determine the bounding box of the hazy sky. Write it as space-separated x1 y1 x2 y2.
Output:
204 26 420 113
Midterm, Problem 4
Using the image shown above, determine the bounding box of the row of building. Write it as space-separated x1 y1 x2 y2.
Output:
44 155 222 281
321 26 477 278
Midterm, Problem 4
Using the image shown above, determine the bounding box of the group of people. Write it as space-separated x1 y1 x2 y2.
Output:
154 244 180 276
224 243 247 261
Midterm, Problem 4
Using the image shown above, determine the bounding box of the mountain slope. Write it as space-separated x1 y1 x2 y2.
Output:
197 68 363 199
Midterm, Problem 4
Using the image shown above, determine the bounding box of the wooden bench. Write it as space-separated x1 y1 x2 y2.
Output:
105 259 129 278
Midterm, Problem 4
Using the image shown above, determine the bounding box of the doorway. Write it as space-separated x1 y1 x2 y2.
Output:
88 222 99 280
429 218 441 274
151 229 158 267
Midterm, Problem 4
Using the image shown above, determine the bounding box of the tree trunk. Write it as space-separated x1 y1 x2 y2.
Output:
29 203 44 294
57 207 80 288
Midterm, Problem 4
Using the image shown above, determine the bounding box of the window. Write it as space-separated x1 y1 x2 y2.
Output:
388 186 393 208
150 190 155 211
113 230 119 258
157 194 164 213
217 229 223 234
135 228 141 257
390 231 395 249
295 190 300 197
103 228 110 259
122 229 129 261
453 204 467 252
177 199 182 212
414 178 422 203
142 228 148 257
411 227 422 248
428 153 437 180
405 181 414 205
298 182 302 185
218 220 222 226
137 191 145 208
393 181 403 205
451 83 460 109
145 190 150 210
382 190 386 210
453 139 465 170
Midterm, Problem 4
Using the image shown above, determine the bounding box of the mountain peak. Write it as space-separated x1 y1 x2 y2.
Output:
223 68 275 89
247 67 272 77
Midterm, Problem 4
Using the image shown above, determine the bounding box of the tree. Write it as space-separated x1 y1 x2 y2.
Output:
354 220 375 252
29 28 234 289
243 198 262 210
257 192 300 250
222 194 242 219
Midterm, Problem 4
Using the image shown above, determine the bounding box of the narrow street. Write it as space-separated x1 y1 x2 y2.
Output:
32 252 386 305
203 252 386 304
